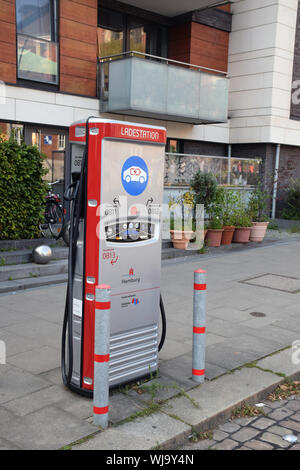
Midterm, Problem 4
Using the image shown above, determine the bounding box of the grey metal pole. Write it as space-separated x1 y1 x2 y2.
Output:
272 144 281 220
192 269 207 384
93 284 111 428
227 144 232 186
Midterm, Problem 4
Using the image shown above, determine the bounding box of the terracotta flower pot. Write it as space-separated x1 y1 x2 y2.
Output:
233 227 251 243
206 229 224 247
170 230 194 249
221 226 235 245
250 221 269 243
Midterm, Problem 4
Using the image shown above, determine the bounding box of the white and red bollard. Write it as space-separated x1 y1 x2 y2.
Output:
93 284 111 428
192 269 207 383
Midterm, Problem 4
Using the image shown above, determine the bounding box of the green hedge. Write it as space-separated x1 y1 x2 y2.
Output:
0 136 48 240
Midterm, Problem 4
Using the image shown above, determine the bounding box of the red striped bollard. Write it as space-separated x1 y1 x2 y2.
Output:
93 284 111 428
192 269 207 383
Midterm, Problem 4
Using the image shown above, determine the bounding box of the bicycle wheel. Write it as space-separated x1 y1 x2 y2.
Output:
46 202 64 239
62 220 70 246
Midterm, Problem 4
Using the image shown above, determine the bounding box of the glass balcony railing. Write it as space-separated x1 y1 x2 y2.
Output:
164 153 262 187
17 34 58 85
98 51 229 124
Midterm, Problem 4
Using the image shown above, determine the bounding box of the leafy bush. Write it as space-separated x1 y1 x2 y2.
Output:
248 182 269 222
231 213 252 228
169 191 195 231
230 193 252 227
280 179 300 220
268 220 279 230
208 215 223 230
0 136 48 240
190 171 217 214
211 187 240 226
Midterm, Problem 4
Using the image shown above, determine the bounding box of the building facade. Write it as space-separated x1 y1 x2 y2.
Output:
0 0 300 214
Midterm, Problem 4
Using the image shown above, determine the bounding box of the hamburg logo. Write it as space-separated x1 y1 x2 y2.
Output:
122 267 140 285
122 156 148 196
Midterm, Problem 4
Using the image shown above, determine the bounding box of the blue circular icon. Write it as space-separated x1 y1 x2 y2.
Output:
121 156 149 196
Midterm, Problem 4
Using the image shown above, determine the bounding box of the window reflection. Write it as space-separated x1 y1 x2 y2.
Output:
129 24 147 54
17 35 58 84
97 7 166 58
16 0 54 41
16 0 58 84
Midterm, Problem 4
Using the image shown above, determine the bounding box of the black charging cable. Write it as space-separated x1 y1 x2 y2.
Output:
159 294 166 351
61 117 92 388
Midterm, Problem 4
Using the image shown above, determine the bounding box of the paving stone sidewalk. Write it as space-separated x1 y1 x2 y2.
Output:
180 396 300 450
0 239 300 449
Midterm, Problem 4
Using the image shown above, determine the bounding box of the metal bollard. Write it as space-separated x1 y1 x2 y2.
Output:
93 284 111 428
192 269 207 383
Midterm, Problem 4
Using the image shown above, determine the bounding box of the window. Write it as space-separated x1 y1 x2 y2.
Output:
58 134 66 150
166 139 184 154
97 8 124 57
0 122 24 144
97 7 167 58
16 0 58 84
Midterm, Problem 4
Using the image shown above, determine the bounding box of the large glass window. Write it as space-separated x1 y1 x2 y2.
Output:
97 8 124 57
97 7 167 59
16 0 58 84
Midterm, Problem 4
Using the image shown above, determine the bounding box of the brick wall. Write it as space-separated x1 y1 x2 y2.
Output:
184 140 228 157
230 143 300 214
0 0 16 84
168 7 230 72
276 145 300 212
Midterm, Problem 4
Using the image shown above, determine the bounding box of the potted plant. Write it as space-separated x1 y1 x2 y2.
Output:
232 211 252 243
214 187 238 245
248 183 270 242
206 216 224 247
169 191 195 249
222 215 236 245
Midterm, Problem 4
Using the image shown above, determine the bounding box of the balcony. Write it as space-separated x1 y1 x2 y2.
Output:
99 52 229 125
117 1 229 17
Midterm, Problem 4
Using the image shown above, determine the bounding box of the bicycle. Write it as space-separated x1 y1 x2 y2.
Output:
39 180 69 245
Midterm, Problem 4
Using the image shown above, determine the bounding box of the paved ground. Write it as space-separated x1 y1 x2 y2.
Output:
0 239 299 449
179 395 300 450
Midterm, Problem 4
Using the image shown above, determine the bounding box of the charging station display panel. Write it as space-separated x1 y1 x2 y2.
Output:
99 139 164 326
98 138 165 385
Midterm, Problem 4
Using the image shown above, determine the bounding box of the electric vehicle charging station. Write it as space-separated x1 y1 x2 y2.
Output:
62 118 167 397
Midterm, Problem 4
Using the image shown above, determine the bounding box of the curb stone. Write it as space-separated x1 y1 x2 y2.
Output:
70 347 300 450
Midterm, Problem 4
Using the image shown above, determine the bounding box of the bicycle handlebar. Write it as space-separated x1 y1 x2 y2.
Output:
48 180 61 187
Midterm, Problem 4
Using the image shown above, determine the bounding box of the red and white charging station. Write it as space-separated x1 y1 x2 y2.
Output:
62 119 166 396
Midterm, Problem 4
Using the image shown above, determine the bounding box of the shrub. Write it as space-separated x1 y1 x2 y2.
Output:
0 135 48 240
248 182 269 222
230 193 252 227
190 171 217 214
209 215 223 230
211 187 239 226
280 179 300 220
169 191 195 231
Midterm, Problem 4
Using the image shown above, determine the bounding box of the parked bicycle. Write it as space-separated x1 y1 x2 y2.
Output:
39 180 69 245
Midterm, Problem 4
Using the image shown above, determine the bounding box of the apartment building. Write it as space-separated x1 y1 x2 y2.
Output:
0 0 300 214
